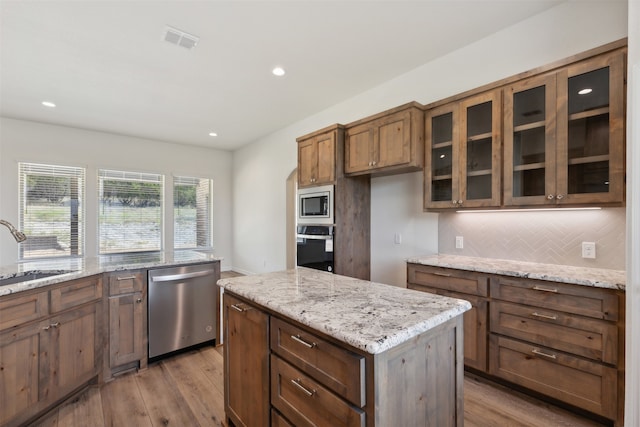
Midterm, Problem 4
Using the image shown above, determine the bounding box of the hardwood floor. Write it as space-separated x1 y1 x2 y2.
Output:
30 344 605 427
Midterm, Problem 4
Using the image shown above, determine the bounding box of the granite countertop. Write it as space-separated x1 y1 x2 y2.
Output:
407 254 626 291
0 250 223 297
217 267 471 355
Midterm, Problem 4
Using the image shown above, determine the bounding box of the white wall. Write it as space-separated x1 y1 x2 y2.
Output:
625 0 639 423
0 117 234 271
232 1 628 286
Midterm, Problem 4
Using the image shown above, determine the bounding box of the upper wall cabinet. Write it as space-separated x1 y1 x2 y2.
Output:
297 125 344 188
504 50 625 206
344 103 424 176
424 90 502 209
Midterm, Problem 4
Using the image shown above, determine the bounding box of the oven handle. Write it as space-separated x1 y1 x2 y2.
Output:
297 234 333 240
151 269 215 282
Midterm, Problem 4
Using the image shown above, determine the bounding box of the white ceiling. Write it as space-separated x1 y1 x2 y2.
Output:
0 0 563 151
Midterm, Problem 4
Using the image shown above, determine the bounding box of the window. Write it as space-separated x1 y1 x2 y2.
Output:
98 169 163 254
19 163 85 259
174 176 213 249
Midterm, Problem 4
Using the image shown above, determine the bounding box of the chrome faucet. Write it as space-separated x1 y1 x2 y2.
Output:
0 219 27 242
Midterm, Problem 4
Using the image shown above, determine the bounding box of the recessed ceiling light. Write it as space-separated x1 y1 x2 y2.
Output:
208 132 218 137
578 88 593 95
42 101 56 108
272 67 285 77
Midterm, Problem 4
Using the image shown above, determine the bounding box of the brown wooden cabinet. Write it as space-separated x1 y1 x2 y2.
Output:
504 50 625 206
489 275 623 422
407 262 625 425
224 289 465 427
297 125 342 188
345 102 424 176
224 292 270 427
424 90 502 210
407 263 489 372
0 275 102 427
107 270 146 374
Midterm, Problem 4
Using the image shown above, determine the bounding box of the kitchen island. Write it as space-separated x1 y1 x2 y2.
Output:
218 267 471 427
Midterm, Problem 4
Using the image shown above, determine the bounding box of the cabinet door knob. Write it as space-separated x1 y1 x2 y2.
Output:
547 194 555 200
372 161 377 166
556 194 564 200
457 200 463 205
452 200 458 206
136 298 143 303
51 322 60 329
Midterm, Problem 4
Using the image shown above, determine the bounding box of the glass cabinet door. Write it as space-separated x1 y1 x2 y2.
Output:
459 90 501 208
556 52 624 204
424 104 459 209
504 74 557 205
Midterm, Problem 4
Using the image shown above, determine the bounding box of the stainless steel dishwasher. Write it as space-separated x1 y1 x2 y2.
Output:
148 263 218 359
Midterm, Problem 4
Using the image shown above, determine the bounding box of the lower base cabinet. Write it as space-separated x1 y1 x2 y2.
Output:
224 293 270 427
407 262 625 426
224 291 465 427
0 276 102 427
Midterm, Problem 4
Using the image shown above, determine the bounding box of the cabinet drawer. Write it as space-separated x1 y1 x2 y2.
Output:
490 276 619 321
491 301 617 364
407 263 489 297
0 290 48 331
489 335 617 419
108 270 145 295
51 275 103 313
270 317 365 407
272 409 294 427
271 355 365 427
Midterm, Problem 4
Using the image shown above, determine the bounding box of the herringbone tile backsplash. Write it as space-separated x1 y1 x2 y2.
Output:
438 207 625 270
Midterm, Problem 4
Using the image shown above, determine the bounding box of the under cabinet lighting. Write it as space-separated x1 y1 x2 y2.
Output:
578 88 593 95
41 101 56 108
456 207 602 213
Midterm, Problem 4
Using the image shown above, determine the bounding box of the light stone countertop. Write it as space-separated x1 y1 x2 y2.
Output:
0 250 223 297
217 267 471 355
407 254 626 291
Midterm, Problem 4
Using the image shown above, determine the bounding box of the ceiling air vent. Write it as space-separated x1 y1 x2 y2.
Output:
164 26 199 50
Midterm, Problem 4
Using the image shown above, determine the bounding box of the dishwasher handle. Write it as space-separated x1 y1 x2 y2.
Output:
151 268 215 282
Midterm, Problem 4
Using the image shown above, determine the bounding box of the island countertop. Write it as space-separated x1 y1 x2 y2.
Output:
0 250 223 297
217 267 471 355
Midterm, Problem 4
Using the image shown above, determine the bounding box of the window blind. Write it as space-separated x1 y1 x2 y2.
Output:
174 176 212 249
98 169 163 254
19 162 85 259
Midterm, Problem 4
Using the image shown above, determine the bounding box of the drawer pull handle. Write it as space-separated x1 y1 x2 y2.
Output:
531 312 558 321
231 303 251 312
116 276 137 281
291 334 317 348
532 348 557 360
532 285 558 293
432 272 451 277
291 378 316 397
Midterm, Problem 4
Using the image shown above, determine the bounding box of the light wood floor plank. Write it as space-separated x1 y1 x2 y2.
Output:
161 350 227 426
100 372 153 427
56 386 106 427
135 362 201 427
196 346 225 396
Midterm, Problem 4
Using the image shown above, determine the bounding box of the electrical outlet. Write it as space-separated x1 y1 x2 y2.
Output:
455 236 464 249
582 242 596 259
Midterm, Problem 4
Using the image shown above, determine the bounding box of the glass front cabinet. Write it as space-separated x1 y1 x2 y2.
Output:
425 90 501 209
504 51 625 206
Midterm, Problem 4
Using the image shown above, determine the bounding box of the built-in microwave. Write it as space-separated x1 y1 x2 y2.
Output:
297 184 334 225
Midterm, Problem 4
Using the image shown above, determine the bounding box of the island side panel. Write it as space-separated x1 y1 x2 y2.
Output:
372 315 464 427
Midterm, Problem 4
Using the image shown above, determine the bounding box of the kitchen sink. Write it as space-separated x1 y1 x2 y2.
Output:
0 271 73 287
